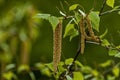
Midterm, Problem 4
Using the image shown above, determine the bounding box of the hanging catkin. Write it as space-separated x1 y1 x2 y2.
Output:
80 17 86 54
53 20 62 73
85 17 95 39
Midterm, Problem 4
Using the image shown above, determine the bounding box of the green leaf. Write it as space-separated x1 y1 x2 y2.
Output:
99 60 112 67
64 24 74 38
115 52 120 58
118 11 120 15
84 74 93 79
41 68 52 77
88 11 100 32
91 70 99 77
35 63 51 77
111 6 120 12
29 71 36 80
116 45 120 49
63 23 79 41
45 63 53 71
81 66 92 73
75 61 84 67
35 63 45 70
6 64 15 71
73 72 84 80
58 62 66 73
34 13 51 20
112 67 119 77
101 39 110 47
66 75 73 80
107 75 116 80
65 58 73 65
75 12 82 23
69 30 79 41
100 29 108 39
48 16 59 31
3 71 14 80
106 0 115 8
69 4 79 11
108 49 119 56
18 64 30 73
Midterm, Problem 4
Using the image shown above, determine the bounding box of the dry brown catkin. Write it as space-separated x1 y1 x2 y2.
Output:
53 20 62 73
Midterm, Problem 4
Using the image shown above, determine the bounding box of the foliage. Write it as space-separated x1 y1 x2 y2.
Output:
0 0 120 80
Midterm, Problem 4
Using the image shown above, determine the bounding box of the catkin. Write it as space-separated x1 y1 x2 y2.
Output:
85 17 95 39
80 17 85 54
53 20 62 73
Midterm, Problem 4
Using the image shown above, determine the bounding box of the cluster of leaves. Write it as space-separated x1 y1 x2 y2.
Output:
0 3 40 80
35 0 120 59
33 0 120 79
1 0 120 80
3 58 120 80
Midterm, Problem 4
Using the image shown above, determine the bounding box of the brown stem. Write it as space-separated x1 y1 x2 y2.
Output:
53 20 62 73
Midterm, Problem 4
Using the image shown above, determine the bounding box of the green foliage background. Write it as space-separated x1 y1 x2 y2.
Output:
0 0 120 80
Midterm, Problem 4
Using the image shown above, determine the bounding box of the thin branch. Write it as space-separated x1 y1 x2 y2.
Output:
99 0 107 16
100 9 120 16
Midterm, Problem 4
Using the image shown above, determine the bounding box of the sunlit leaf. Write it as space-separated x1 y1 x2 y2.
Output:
84 74 93 79
35 63 52 77
66 75 72 80
45 63 53 71
112 67 119 77
63 23 79 41
88 11 100 32
111 6 120 12
118 11 120 15
41 68 52 77
75 12 82 23
69 30 79 41
101 39 110 47
73 72 84 80
106 0 115 8
35 63 45 70
81 66 92 73
34 13 51 20
108 49 119 56
3 71 14 80
107 75 115 80
116 45 120 49
58 62 66 72
91 70 99 76
69 4 79 11
75 60 84 67
100 29 108 39
6 64 15 71
65 58 73 65
18 64 30 73
48 16 59 31
64 24 74 38
99 60 112 67
115 52 120 58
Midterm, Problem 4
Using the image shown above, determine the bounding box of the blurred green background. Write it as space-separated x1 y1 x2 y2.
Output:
0 0 120 79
